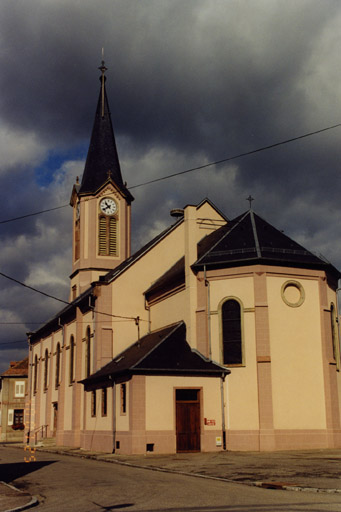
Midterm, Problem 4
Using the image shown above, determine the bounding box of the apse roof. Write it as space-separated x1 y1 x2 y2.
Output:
81 321 229 390
193 210 341 280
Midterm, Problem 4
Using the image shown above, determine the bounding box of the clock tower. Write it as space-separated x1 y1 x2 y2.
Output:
70 61 134 299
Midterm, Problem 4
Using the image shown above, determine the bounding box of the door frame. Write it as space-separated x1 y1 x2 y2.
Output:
175 387 202 453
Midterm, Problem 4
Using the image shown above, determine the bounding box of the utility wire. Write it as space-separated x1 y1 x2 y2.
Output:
0 204 69 225
129 123 341 189
0 123 340 225
0 340 27 346
0 271 143 322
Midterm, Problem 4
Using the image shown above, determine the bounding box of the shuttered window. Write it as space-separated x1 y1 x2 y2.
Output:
98 215 118 256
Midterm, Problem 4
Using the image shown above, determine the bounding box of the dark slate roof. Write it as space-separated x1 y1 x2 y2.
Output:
144 256 185 301
29 288 95 344
79 76 134 202
80 321 229 390
193 210 341 280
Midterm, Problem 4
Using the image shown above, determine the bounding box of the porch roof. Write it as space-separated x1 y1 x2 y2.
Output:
80 321 229 391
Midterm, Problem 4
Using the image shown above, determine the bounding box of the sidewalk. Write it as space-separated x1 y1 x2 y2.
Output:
1 444 341 511
0 481 37 512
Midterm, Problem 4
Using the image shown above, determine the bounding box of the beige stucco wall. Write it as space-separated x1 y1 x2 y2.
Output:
85 388 112 431
267 275 327 430
149 289 186 331
115 383 129 431
209 274 259 430
145 375 222 432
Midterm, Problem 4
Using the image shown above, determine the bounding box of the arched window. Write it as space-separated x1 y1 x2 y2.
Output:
98 216 118 256
43 349 49 390
33 355 38 394
69 336 75 384
221 299 243 365
55 343 61 388
86 327 91 377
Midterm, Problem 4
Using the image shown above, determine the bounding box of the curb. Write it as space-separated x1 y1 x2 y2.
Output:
35 446 341 495
5 444 341 495
0 482 38 512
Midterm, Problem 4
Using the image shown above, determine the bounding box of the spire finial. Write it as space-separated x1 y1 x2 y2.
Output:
98 48 107 118
246 195 254 209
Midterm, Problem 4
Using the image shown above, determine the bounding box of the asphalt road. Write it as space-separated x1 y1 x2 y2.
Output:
1 446 341 512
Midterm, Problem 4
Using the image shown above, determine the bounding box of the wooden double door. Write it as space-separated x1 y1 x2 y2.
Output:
176 389 201 452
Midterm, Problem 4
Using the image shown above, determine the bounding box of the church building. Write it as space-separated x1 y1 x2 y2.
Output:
25 63 341 454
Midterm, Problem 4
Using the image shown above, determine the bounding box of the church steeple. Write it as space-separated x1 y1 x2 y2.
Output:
69 61 133 299
78 60 133 203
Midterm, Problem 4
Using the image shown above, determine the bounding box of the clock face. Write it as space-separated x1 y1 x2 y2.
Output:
100 197 117 215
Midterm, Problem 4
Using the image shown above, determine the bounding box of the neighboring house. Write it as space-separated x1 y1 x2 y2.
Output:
25 64 341 454
0 358 28 442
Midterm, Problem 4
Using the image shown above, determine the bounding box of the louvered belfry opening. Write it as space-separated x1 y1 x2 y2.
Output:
99 215 118 256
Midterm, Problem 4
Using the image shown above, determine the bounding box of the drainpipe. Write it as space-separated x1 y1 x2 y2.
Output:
220 373 226 450
135 316 140 340
27 335 33 444
204 265 212 360
111 378 116 453
336 287 341 371
144 297 151 334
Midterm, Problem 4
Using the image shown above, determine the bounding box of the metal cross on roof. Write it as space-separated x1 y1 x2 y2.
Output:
246 195 254 209
107 169 112 180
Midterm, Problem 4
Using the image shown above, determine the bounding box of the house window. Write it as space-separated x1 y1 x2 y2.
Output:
13 409 24 430
85 327 91 378
55 343 61 388
98 216 118 256
69 336 75 384
33 355 38 394
15 381 25 398
43 349 49 390
91 390 96 417
102 388 107 417
120 383 127 414
221 298 243 365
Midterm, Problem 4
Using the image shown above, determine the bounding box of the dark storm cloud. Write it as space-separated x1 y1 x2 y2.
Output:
0 0 340 371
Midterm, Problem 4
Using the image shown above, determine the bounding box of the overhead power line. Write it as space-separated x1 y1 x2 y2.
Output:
0 123 340 225
0 204 68 225
129 123 341 189
0 271 143 323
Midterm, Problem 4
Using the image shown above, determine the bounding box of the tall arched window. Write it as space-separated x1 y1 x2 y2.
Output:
33 355 38 394
43 349 49 390
86 327 91 377
55 343 61 388
221 299 243 365
69 336 75 384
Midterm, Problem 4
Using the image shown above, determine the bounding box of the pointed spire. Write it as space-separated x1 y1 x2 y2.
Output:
79 59 134 202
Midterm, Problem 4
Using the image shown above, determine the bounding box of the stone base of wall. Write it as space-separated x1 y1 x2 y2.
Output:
227 429 341 451
81 430 113 452
53 427 341 454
